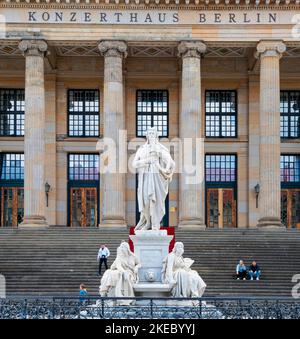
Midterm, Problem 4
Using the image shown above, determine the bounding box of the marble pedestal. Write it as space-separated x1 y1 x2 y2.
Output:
130 230 173 283
133 283 171 305
130 230 173 301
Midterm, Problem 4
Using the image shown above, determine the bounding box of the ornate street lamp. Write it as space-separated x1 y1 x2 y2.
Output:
254 183 260 209
45 182 51 207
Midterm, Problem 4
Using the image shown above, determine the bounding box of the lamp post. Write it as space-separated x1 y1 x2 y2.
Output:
254 183 260 209
45 182 50 207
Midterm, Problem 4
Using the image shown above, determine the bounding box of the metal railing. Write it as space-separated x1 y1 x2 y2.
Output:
0 296 299 319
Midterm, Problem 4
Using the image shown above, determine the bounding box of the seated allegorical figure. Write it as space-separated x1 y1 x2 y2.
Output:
99 242 141 303
161 242 207 298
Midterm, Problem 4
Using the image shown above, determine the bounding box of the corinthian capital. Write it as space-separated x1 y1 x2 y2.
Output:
18 39 48 57
255 40 286 59
98 40 128 58
178 41 206 59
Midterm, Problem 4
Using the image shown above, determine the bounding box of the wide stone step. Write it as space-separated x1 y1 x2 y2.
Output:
1 227 300 297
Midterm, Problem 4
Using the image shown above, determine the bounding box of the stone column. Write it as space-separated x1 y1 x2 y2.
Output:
18 39 48 227
98 40 127 227
255 40 286 228
178 41 206 229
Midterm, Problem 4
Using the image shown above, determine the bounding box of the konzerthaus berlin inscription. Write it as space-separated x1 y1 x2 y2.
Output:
0 9 298 25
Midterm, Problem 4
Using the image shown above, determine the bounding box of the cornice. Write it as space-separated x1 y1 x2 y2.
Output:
1 2 300 10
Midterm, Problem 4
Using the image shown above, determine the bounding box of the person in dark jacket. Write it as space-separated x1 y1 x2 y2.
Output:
248 261 261 280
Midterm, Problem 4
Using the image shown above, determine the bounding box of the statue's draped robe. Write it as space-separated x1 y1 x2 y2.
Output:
99 252 140 301
133 142 175 230
162 252 207 298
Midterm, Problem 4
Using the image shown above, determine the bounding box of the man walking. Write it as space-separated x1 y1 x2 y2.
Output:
97 244 110 276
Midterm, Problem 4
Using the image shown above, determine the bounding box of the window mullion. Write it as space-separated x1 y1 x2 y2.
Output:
82 90 86 137
151 91 154 128
219 96 222 138
288 93 291 138
13 92 17 136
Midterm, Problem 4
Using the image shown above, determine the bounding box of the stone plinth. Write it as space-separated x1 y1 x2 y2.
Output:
133 283 171 298
130 230 173 284
133 283 172 305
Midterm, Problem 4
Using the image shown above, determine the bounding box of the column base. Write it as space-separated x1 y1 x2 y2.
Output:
257 217 285 229
178 219 206 230
99 219 127 228
19 216 48 229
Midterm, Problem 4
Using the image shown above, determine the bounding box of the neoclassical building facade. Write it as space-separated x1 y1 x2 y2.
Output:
0 0 299 229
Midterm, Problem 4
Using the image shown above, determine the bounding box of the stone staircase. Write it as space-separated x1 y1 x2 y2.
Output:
0 227 299 297
0 227 128 297
176 228 300 297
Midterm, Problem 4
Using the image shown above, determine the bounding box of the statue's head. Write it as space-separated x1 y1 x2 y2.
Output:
146 127 159 144
173 242 184 256
119 242 131 257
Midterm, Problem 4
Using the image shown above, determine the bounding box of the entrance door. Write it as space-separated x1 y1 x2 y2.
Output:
207 188 236 228
1 187 24 227
281 189 300 229
70 187 97 227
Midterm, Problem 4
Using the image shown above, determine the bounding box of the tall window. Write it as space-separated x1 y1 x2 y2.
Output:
68 90 99 137
136 90 168 137
68 154 99 181
205 154 237 183
0 153 24 181
280 91 300 139
281 155 300 183
0 89 25 136
205 91 237 138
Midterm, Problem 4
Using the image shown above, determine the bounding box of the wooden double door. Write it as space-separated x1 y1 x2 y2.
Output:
0 187 24 227
207 188 237 228
281 189 300 229
70 187 98 227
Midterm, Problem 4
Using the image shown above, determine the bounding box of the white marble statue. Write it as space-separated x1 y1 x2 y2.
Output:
162 242 207 299
99 242 141 304
133 127 175 231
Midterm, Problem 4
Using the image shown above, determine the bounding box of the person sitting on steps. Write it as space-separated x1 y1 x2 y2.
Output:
248 260 261 280
236 260 247 280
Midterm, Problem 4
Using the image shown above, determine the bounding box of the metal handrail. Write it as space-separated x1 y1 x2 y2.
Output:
1 295 299 319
